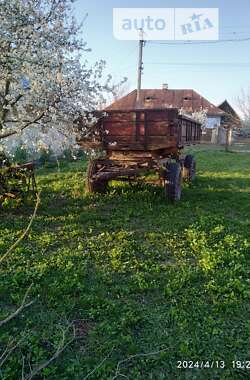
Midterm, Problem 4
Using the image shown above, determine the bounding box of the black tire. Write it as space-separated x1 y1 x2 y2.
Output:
184 155 196 182
164 162 182 202
86 159 108 193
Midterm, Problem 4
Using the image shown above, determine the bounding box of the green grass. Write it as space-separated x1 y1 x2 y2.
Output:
0 146 250 380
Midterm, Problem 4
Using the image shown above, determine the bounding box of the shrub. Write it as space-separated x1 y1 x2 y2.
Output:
12 146 29 164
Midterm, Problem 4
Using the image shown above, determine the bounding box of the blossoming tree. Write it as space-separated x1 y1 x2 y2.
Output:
179 107 208 128
0 0 121 156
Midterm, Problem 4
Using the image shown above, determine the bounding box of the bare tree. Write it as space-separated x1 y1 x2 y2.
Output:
100 80 130 109
236 88 250 127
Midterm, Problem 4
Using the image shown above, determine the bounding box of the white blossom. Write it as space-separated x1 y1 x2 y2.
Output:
0 0 124 158
191 108 208 128
179 107 208 128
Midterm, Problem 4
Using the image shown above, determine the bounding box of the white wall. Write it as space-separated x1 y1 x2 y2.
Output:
206 116 221 129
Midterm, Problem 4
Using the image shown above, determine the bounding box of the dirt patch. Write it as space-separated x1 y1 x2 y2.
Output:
73 319 95 339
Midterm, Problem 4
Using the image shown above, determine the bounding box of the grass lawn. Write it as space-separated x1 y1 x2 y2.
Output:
0 145 250 380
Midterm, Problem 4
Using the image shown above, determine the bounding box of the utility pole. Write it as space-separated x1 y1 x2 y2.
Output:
136 29 145 105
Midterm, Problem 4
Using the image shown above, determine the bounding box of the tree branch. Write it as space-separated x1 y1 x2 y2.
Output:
0 337 24 367
10 94 24 108
0 192 40 264
112 348 168 380
83 346 115 380
23 325 75 380
0 284 35 328
0 78 11 127
0 114 45 140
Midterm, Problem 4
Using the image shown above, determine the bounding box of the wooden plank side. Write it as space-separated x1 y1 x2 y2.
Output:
146 122 172 136
146 109 178 121
105 136 136 143
145 110 168 122
90 109 201 151
105 112 137 122
146 136 177 145
104 123 134 136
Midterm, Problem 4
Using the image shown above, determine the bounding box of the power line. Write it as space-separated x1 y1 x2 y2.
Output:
144 62 250 67
148 37 250 45
117 45 138 68
222 25 250 29
222 31 250 36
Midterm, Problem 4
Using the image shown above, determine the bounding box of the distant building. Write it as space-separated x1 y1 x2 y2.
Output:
216 100 242 145
218 100 242 129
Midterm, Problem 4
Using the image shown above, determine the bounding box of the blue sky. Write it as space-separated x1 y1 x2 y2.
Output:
74 0 250 109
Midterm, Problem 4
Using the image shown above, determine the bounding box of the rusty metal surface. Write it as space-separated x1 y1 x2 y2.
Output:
105 89 225 117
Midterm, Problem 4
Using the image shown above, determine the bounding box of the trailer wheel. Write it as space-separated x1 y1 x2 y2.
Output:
184 155 196 181
165 162 182 202
86 159 108 193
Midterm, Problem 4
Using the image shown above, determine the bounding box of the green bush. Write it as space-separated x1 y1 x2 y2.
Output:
39 147 55 166
12 146 29 164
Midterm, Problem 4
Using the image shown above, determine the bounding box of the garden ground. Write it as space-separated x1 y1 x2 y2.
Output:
0 145 250 380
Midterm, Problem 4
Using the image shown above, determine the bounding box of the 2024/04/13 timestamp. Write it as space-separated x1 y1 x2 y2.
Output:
177 361 250 369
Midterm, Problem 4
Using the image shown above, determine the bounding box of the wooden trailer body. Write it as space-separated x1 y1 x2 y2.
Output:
99 108 201 153
78 108 201 155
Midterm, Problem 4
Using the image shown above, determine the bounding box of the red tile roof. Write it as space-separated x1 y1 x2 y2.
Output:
105 89 225 117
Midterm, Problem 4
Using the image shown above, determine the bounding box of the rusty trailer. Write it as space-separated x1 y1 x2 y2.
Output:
78 108 201 201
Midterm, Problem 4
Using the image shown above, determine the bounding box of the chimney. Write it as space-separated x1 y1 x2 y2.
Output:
162 83 168 90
